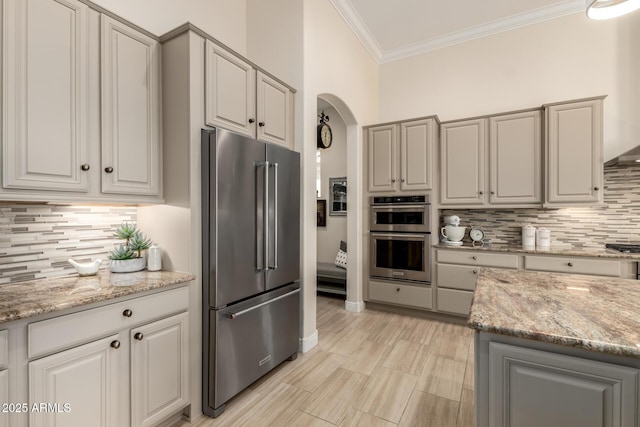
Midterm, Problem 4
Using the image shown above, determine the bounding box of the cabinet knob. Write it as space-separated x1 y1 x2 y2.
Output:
391 179 396 183
258 122 265 127
594 186 600 191
249 118 255 124
567 262 573 267
396 287 400 292
81 164 90 171
479 191 484 195
490 190 495 195
134 332 144 341
104 166 114 174
473 269 478 274
122 309 133 317
400 178 405 183
472 256 477 260
110 340 121 349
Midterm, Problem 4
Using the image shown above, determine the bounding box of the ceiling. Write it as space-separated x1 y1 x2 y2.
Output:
329 0 585 63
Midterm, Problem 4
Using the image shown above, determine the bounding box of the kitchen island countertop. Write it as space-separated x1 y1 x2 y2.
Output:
0 269 195 324
434 242 640 260
469 268 640 359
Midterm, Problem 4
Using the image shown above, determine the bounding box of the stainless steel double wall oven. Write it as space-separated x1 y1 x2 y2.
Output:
369 195 431 283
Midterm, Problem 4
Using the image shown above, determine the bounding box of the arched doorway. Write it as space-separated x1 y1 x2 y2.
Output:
316 94 364 313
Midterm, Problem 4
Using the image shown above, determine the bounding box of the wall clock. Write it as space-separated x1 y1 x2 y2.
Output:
470 226 486 247
317 111 333 149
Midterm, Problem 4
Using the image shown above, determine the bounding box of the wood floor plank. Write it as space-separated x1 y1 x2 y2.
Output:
355 367 417 423
381 339 430 376
301 367 369 425
340 409 397 427
415 354 465 402
398 391 459 427
281 349 347 393
326 328 370 357
237 383 311 426
341 339 391 376
434 333 469 362
456 388 474 427
284 411 336 427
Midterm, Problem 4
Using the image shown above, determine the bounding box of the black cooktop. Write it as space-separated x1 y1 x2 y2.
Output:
605 243 640 253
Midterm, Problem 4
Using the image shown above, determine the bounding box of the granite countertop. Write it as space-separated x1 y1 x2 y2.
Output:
0 270 195 325
469 268 640 358
433 242 640 260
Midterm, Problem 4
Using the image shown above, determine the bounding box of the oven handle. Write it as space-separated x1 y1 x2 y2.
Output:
370 233 428 240
371 205 429 211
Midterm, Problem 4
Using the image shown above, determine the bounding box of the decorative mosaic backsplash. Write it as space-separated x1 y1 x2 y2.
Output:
0 205 137 284
441 165 640 248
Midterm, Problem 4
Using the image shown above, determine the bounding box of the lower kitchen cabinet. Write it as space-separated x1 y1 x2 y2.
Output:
0 370 7 427
29 335 120 427
26 286 190 427
436 288 474 316
368 279 433 310
485 341 639 427
131 312 189 427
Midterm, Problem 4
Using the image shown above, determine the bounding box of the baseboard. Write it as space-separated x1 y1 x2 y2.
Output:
345 300 365 313
299 330 318 353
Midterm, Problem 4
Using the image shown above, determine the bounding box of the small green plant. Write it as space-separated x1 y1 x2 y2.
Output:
108 223 152 260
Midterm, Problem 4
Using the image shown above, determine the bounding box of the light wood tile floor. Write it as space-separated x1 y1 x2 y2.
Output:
180 295 474 427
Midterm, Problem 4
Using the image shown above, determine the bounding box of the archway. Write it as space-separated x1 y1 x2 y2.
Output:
316 94 364 312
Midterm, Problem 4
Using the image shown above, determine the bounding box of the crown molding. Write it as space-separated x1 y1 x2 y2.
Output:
329 0 585 64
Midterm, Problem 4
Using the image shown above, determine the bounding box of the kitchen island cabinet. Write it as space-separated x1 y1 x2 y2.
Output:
0 270 194 427
470 268 640 427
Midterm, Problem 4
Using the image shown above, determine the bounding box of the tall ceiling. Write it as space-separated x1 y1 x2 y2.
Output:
329 0 585 63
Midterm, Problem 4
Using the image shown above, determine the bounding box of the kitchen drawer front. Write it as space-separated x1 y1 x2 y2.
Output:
437 288 474 316
436 263 479 291
525 255 621 277
369 280 432 310
0 330 6 368
437 250 519 269
28 286 189 359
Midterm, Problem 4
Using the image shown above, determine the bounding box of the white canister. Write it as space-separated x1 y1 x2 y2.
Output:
147 245 162 271
536 228 551 249
522 224 536 247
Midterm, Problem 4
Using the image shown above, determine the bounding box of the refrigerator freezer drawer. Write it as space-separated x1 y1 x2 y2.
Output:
209 284 299 411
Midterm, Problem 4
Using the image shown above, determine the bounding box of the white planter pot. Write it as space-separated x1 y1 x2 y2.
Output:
110 257 146 273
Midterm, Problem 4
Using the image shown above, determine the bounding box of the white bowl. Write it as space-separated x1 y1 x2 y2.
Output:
109 257 146 273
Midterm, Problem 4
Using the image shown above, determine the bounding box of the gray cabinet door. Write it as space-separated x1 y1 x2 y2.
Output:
545 98 603 205
488 342 638 427
490 110 541 205
257 72 293 148
440 119 486 205
368 124 397 192
3 0 90 192
400 118 434 191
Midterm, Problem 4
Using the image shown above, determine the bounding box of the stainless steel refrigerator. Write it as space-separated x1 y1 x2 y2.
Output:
201 128 300 418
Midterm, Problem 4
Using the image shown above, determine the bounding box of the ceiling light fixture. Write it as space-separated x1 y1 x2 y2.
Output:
586 0 640 19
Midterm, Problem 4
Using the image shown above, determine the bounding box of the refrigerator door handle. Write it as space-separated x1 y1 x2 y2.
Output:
270 162 279 270
226 288 300 319
263 160 270 271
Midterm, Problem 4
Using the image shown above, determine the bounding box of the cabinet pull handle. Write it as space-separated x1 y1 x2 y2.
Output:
479 191 484 195
567 262 573 267
594 186 600 191
490 190 495 195
249 118 255 124
472 256 477 260
122 309 133 317
473 269 478 274
258 122 265 127
134 332 144 341
110 340 121 349
104 166 114 174
81 164 90 171
396 287 400 292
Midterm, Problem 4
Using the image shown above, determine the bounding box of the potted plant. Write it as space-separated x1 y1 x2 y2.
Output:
109 223 152 273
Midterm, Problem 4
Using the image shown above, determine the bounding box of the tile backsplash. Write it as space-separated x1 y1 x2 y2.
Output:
0 205 137 284
441 165 640 247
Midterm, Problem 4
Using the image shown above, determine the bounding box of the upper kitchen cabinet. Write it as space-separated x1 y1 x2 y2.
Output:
440 110 542 207
101 15 162 196
545 97 604 206
205 40 294 149
2 0 90 192
367 117 437 193
489 110 541 205
440 118 486 205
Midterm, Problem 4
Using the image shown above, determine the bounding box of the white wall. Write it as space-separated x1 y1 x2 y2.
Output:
90 0 247 53
379 12 640 161
317 107 347 264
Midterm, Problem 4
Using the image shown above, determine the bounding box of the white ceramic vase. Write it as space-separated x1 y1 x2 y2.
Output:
110 257 146 273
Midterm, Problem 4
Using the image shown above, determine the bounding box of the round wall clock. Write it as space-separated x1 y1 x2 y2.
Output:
317 111 333 149
469 226 485 247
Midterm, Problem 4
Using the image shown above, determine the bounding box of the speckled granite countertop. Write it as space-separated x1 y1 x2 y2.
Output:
0 270 195 325
434 242 640 260
469 268 640 358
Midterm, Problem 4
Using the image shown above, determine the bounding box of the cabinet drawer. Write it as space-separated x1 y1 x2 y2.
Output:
28 286 189 359
437 250 519 269
437 263 478 291
0 330 6 369
437 288 474 316
525 255 621 277
369 280 432 310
